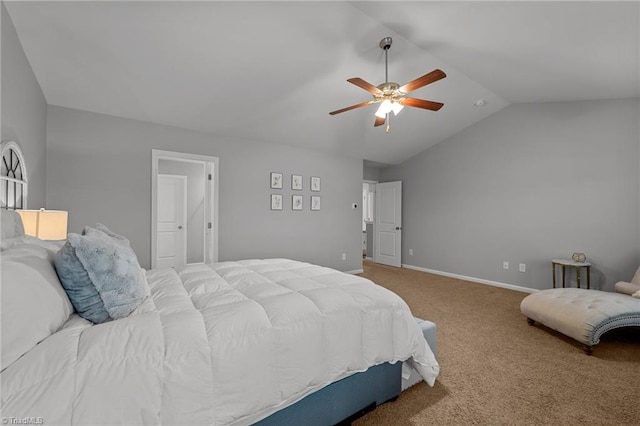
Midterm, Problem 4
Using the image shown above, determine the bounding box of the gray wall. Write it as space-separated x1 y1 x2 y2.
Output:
363 165 380 182
158 159 205 264
381 98 640 292
46 106 363 272
1 3 47 208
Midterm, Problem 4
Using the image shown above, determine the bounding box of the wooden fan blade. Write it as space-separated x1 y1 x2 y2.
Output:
347 78 382 95
374 116 385 127
399 69 446 94
329 100 373 115
400 97 444 111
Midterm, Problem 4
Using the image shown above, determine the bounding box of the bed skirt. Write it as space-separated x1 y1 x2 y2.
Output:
256 318 437 425
255 362 402 425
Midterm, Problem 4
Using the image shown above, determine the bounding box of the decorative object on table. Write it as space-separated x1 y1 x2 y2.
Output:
270 172 283 189
572 252 587 263
311 176 321 192
270 194 283 210
291 174 303 190
17 208 68 240
292 195 303 211
311 196 321 211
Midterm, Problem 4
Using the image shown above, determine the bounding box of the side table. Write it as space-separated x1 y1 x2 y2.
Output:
552 259 591 289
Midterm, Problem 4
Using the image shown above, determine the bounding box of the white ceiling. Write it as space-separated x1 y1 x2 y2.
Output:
5 1 639 165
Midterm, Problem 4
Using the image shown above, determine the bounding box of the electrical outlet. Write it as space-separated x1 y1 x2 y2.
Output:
409 249 414 256
341 253 347 261
503 261 509 270
519 263 526 272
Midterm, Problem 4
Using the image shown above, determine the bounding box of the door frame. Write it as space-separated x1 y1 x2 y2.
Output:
156 173 188 268
151 149 219 269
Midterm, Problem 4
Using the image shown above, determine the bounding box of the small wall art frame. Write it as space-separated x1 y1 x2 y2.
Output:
271 194 283 210
292 195 303 211
310 176 321 192
311 195 321 211
270 172 283 189
291 174 303 190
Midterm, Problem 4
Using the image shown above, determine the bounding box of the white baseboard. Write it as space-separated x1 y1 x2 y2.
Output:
402 264 538 294
345 268 364 275
365 257 374 261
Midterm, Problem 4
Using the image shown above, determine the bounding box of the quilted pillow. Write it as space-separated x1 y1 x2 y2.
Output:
54 228 147 324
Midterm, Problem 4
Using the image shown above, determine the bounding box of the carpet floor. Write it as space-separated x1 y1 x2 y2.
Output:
354 261 640 426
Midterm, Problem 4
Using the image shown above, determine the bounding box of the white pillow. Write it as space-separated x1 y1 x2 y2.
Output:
1 244 74 370
1 234 65 252
632 289 640 299
0 209 25 240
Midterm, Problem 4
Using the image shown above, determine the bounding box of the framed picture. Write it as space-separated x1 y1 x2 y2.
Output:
271 194 283 210
310 176 321 192
270 172 283 189
292 195 303 210
311 195 321 211
291 174 303 190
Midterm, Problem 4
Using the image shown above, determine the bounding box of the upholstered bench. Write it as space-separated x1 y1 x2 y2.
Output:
402 318 437 389
521 288 640 355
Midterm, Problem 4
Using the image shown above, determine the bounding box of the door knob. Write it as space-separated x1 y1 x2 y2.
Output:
178 226 183 230
395 226 401 230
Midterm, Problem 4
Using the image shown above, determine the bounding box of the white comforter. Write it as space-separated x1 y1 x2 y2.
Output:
2 259 439 425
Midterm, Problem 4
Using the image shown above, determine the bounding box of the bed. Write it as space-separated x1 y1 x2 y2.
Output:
1 208 439 425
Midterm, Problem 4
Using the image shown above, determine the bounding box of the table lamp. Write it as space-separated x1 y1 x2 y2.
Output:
17 208 68 240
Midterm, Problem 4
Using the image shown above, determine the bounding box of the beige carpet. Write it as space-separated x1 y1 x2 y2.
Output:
355 261 640 426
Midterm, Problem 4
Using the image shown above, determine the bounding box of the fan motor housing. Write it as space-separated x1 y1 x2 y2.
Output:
374 82 404 102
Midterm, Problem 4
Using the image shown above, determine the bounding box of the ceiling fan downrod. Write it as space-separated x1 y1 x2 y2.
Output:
380 37 393 131
380 37 392 84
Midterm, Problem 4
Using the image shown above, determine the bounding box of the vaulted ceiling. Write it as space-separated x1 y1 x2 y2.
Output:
5 1 639 165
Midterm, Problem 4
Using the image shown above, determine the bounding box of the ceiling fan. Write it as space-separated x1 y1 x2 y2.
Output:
329 37 446 132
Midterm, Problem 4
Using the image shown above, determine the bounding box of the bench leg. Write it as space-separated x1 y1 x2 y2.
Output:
583 345 593 356
526 318 535 326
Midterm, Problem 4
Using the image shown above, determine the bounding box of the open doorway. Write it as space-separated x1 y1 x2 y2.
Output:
362 181 376 260
362 179 403 267
151 149 219 269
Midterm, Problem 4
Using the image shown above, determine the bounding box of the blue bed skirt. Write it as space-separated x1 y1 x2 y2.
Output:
255 318 436 425
255 362 402 426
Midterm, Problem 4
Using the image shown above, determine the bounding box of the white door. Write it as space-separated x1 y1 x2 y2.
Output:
374 181 402 267
156 174 187 268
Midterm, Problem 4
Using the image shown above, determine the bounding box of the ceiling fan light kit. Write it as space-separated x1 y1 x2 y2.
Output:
375 99 404 118
330 37 446 132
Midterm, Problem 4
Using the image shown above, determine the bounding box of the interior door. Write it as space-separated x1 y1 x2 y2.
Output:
156 174 187 268
374 181 402 267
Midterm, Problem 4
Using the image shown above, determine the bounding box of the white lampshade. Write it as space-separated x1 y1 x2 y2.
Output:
375 99 404 118
17 208 68 240
375 100 392 118
390 101 404 115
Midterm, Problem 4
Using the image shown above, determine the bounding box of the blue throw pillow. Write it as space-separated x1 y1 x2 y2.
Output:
83 223 131 246
54 228 147 324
